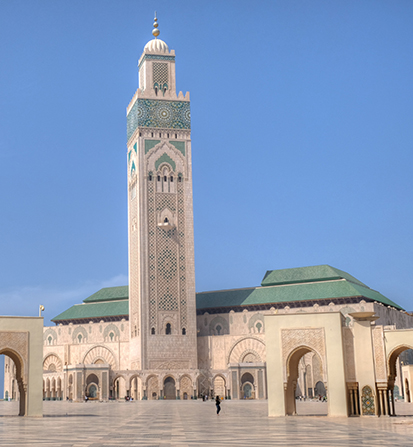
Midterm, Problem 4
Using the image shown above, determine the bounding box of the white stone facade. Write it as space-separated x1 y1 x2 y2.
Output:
4 26 413 411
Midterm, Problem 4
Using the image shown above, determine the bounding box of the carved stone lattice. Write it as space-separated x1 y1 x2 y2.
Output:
43 354 63 372
342 327 356 382
227 337 266 364
281 328 326 383
372 326 387 382
147 376 159 399
0 331 29 382
179 375 192 398
150 360 189 370
83 346 116 369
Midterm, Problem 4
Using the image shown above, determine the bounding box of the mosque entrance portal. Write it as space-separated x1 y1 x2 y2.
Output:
164 377 176 399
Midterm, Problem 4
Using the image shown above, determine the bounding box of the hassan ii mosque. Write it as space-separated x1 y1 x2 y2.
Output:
4 17 413 417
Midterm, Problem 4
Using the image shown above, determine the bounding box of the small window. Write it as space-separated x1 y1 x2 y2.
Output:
149 174 152 181
159 133 162 138
164 217 169 223
175 133 177 139
167 133 169 138
151 132 154 137
109 332 114 341
157 175 161 181
78 334 82 343
216 325 222 336
151 327 155 335
164 175 167 182
178 176 182 183
182 328 186 335
170 176 173 182
139 132 142 137
166 323 171 335
48 336 52 345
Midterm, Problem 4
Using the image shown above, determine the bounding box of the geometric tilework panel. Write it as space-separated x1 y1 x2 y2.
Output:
147 178 187 332
127 99 191 141
361 385 375 415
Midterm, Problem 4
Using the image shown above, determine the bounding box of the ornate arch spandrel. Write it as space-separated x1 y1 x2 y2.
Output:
83 345 117 369
227 336 266 365
43 353 63 372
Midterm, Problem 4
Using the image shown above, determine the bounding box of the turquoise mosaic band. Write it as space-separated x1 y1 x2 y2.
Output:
127 99 191 141
138 54 175 70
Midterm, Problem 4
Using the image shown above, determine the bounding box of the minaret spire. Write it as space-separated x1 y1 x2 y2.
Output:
152 12 160 39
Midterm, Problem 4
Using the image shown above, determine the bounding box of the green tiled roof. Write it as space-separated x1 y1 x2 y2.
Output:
83 286 129 303
261 265 367 287
197 274 403 311
52 266 404 323
52 300 129 322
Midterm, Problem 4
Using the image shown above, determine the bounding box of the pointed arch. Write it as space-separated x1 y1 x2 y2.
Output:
83 345 117 369
227 336 266 364
43 353 63 372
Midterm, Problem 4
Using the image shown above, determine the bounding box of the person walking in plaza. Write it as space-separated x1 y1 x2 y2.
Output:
215 395 221 415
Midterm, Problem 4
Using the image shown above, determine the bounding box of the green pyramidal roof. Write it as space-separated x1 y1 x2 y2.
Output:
196 278 403 311
83 286 129 303
51 266 404 324
52 300 129 323
261 265 367 287
197 265 404 311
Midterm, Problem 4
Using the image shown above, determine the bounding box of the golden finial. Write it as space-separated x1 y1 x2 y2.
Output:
152 12 160 38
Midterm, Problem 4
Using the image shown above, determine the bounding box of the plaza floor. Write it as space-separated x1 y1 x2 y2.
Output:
1 400 413 446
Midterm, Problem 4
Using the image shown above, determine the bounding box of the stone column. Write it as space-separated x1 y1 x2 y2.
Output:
349 389 354 416
350 312 379 416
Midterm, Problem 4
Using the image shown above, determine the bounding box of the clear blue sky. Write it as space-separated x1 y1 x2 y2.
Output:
1 0 412 331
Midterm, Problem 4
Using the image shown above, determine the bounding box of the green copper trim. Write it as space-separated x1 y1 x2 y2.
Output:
155 153 176 171
145 139 161 154
138 54 175 70
169 141 185 156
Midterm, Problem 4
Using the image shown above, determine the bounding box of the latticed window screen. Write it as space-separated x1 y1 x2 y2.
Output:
153 62 168 85
147 179 187 331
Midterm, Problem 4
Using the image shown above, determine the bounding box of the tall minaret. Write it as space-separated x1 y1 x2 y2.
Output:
126 16 197 396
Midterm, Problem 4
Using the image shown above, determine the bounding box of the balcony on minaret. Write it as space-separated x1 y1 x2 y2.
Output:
158 217 175 231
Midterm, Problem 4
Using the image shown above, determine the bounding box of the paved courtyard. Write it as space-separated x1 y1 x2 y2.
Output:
1 400 413 446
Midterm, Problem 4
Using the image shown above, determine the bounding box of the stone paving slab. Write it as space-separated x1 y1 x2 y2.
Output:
1 400 413 446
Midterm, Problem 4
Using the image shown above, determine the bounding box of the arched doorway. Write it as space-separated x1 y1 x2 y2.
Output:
241 373 255 399
285 346 326 416
86 374 99 400
164 377 176 400
114 376 126 400
314 381 326 398
68 374 73 400
0 350 26 416
130 376 140 400
88 384 98 398
57 377 62 400
387 345 413 415
213 375 226 399
405 379 410 403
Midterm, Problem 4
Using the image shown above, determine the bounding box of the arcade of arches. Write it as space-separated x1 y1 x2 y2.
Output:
266 311 413 417
0 317 43 417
